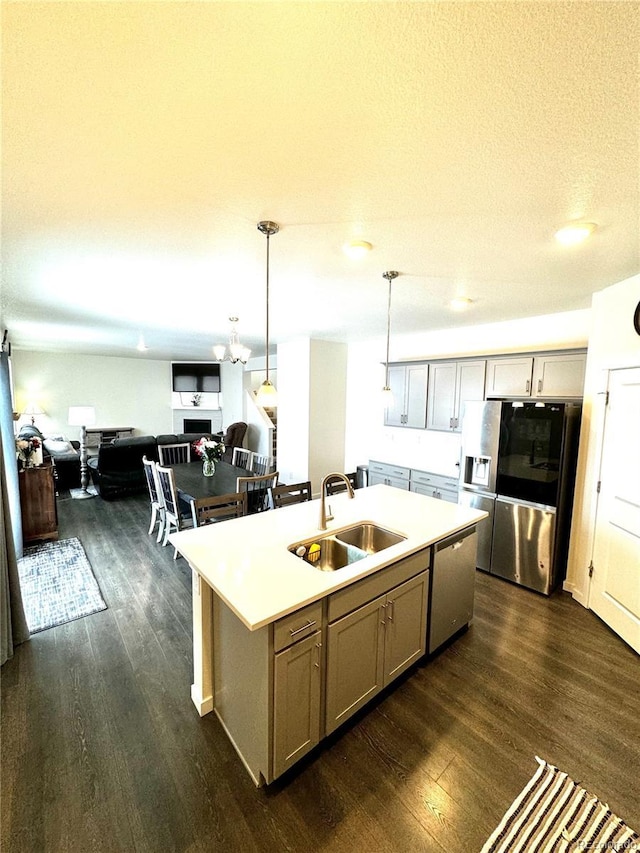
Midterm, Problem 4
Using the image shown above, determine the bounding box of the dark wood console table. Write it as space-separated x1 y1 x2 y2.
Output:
19 462 58 544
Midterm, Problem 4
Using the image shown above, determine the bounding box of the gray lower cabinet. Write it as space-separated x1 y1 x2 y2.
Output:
325 570 429 735
410 469 459 503
273 629 322 778
213 549 436 784
368 460 410 489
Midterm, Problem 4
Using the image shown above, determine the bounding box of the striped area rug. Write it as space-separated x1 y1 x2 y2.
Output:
482 757 639 853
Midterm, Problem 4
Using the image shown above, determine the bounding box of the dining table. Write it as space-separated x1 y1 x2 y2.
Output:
172 460 251 504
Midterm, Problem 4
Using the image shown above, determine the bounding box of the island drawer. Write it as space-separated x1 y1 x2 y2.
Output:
273 601 323 652
328 547 431 623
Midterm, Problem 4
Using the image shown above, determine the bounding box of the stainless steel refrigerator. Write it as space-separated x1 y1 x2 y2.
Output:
458 400 581 594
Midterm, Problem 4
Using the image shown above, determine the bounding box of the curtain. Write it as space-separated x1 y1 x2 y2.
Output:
0 350 29 665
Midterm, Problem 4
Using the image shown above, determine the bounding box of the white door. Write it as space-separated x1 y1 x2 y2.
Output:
589 367 640 654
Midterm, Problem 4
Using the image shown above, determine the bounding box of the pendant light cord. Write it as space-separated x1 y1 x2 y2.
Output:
385 275 392 387
265 231 270 382
382 271 398 387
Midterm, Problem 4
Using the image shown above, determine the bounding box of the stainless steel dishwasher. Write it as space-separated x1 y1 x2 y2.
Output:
428 526 478 653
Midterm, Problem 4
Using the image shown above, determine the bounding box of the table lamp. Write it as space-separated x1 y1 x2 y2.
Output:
23 402 44 426
68 406 96 497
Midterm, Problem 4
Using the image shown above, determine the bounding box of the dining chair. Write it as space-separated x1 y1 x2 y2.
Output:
156 464 194 558
231 447 253 470
325 472 357 496
250 453 275 476
269 481 312 509
190 491 248 527
142 455 165 542
237 472 279 514
158 442 191 466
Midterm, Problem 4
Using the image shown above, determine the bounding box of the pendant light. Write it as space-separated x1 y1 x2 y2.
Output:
255 220 279 406
213 317 251 364
382 270 399 404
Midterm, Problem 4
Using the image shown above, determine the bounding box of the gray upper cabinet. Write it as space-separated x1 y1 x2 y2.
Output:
486 353 586 398
531 353 586 398
485 357 534 397
384 363 428 428
427 360 486 431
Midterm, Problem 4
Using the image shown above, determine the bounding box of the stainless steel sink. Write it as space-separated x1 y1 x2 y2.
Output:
335 523 406 553
289 537 367 572
289 522 406 571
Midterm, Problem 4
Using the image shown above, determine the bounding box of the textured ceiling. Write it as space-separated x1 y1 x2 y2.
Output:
2 1 638 361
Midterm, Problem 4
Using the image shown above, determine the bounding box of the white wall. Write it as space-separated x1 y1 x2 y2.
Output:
345 308 592 476
566 274 640 604
308 339 347 491
277 338 347 492
11 350 244 439
276 339 311 484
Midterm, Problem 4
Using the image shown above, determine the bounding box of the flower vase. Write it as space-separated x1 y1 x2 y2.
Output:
203 459 215 477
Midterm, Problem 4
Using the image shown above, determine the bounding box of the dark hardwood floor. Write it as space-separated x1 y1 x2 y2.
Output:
2 492 639 852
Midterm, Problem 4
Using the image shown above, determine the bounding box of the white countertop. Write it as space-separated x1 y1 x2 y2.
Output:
170 484 487 631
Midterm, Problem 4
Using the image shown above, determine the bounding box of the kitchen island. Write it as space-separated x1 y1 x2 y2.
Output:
171 484 487 785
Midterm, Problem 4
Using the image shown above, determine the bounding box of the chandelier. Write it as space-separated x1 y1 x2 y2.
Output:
213 317 251 365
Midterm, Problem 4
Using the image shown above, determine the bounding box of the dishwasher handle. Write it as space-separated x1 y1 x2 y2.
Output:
436 525 476 552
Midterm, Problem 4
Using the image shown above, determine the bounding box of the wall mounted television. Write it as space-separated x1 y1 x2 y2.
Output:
172 363 221 393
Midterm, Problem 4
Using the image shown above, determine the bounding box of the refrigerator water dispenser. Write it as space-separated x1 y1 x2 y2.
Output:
464 455 492 489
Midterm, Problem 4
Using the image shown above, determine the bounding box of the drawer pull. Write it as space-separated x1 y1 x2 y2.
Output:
290 619 316 638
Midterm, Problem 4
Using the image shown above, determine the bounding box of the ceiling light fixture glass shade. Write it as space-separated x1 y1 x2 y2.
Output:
554 222 596 246
213 317 251 364
343 239 373 259
255 221 279 407
382 270 399 403
449 296 473 311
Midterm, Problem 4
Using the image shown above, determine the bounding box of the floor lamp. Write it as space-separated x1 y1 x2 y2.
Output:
68 406 96 498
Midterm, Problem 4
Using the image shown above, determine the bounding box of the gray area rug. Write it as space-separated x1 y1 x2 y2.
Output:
482 757 639 852
18 537 107 633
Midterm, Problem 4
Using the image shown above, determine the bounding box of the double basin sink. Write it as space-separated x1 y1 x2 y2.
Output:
289 523 406 572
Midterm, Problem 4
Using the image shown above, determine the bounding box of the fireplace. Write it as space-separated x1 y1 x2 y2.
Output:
183 418 212 434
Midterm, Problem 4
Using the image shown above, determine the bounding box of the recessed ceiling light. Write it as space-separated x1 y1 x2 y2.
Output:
343 240 372 259
449 296 473 311
554 222 596 246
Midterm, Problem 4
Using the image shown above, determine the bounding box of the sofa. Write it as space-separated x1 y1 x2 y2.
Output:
88 432 213 500
17 424 82 491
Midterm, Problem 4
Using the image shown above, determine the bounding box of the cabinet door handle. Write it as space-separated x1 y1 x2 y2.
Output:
289 619 316 638
314 642 322 669
380 603 387 626
449 417 453 428
526 379 530 393
387 599 394 622
538 379 543 393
